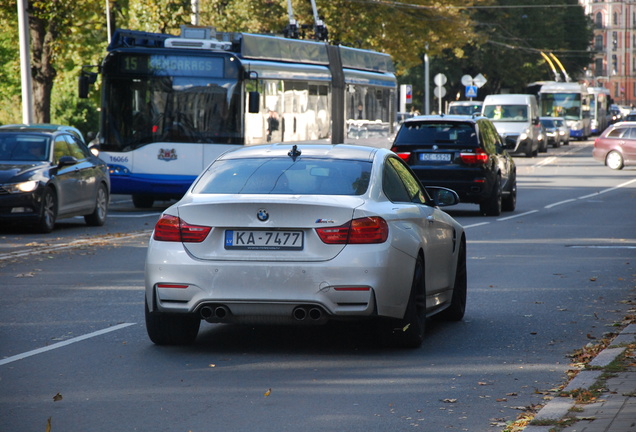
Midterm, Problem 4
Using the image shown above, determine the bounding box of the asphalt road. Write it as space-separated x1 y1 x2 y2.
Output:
0 140 635 432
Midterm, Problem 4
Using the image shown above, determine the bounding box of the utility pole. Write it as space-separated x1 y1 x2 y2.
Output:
17 0 34 124
424 46 430 115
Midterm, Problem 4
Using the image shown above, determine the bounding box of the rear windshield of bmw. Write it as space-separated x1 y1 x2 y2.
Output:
191 158 372 196
395 122 477 147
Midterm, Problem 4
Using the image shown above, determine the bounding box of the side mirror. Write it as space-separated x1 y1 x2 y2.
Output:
248 91 260 113
426 186 460 207
58 156 79 167
78 70 98 99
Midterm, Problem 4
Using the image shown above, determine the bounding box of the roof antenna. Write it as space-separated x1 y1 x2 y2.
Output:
288 144 302 160
283 0 299 39
310 0 328 41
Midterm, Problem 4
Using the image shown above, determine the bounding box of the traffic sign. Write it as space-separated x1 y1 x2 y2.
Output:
434 73 447 86
434 86 446 98
461 75 473 87
465 85 478 98
473 73 487 88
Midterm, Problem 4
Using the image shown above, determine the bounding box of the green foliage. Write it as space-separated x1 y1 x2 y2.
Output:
0 0 593 127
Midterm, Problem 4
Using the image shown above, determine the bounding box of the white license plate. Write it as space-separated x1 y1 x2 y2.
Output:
420 153 452 162
224 230 304 250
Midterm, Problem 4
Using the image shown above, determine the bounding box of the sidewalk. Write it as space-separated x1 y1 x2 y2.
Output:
522 324 636 432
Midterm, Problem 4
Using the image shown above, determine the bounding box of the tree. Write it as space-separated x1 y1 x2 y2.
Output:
0 1 105 126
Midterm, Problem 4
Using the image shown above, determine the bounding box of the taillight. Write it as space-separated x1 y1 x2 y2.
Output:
153 214 211 242
460 148 489 164
391 146 411 161
316 217 388 244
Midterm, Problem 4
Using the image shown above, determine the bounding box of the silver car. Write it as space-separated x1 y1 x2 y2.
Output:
144 143 467 348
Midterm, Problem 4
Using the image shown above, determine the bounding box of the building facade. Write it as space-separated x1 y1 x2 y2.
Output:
582 0 636 107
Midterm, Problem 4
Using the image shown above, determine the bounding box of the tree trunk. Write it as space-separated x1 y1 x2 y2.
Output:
28 13 57 124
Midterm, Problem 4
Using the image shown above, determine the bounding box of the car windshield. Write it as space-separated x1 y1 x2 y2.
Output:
541 119 556 128
0 133 50 161
483 104 528 121
192 157 372 195
395 122 476 146
448 105 482 115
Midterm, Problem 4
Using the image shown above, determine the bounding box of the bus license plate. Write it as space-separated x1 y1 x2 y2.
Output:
224 230 304 250
420 153 452 162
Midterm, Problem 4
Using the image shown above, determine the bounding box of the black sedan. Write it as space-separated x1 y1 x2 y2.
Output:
391 115 516 216
0 125 110 232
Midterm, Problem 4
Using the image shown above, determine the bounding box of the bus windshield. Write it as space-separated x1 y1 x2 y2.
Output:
539 93 582 121
101 54 242 152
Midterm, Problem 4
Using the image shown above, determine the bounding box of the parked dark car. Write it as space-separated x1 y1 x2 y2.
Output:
0 124 110 232
391 115 516 216
593 121 636 170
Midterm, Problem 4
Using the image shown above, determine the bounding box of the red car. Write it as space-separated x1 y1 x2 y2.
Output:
593 122 636 170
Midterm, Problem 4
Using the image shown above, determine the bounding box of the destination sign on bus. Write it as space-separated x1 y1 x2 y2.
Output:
119 55 225 77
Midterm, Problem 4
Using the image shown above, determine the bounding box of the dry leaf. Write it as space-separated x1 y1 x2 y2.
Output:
264 388 271 397
441 398 457 403
53 392 62 402
46 417 51 432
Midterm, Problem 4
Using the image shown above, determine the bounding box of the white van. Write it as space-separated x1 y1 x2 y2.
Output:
482 94 541 157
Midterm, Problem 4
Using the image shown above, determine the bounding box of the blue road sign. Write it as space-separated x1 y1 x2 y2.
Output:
465 85 478 98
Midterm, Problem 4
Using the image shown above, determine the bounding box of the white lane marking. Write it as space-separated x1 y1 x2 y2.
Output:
568 245 636 249
545 199 577 209
0 323 136 366
578 178 636 200
535 157 557 166
463 222 491 229
109 213 162 218
497 210 539 221
465 177 634 228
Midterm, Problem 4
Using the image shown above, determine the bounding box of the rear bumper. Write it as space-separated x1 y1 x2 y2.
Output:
145 238 416 321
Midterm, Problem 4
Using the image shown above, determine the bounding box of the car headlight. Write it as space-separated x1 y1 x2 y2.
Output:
519 132 528 141
3 180 38 193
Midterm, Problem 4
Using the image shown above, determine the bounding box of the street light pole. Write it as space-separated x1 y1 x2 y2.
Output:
17 0 34 124
424 45 430 115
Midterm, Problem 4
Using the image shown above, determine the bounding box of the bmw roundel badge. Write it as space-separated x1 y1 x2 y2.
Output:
257 209 269 222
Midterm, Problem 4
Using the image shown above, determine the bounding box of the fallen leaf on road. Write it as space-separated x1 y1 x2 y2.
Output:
264 388 271 397
441 398 457 403
53 392 62 402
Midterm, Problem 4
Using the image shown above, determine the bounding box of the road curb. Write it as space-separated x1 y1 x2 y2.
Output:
519 324 636 431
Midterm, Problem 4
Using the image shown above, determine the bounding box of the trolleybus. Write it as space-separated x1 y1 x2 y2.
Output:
587 86 611 135
80 26 397 207
537 82 591 140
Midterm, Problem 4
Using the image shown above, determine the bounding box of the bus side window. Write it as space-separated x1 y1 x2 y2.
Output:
248 91 260 113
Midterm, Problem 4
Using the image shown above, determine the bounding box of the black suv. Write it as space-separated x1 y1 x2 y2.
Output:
391 115 516 216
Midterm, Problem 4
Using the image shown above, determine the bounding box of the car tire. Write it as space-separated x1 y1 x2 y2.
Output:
145 298 200 345
35 187 57 233
553 138 560 148
85 183 109 226
606 150 624 170
502 173 517 212
435 240 467 321
480 176 502 216
378 255 426 349
133 194 154 208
